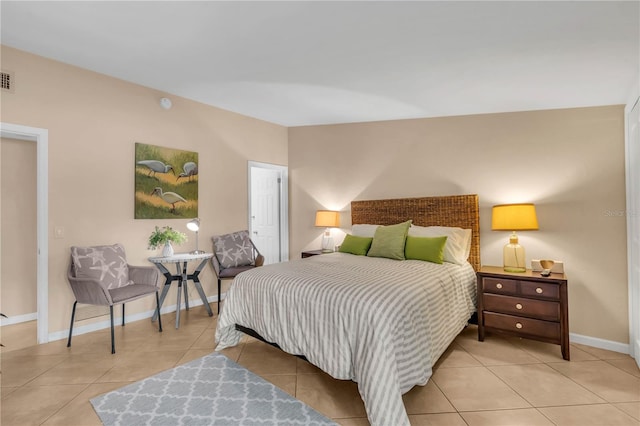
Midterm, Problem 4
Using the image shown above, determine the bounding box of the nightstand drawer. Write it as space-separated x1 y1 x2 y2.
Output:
520 281 559 300
482 277 517 295
483 293 560 321
483 312 560 341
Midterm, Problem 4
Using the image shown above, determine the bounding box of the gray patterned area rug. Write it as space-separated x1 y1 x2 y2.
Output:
91 352 337 425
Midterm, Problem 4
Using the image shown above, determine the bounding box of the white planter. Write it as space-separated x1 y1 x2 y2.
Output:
162 242 174 257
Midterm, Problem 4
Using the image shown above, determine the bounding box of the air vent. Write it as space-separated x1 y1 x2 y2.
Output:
1 71 15 92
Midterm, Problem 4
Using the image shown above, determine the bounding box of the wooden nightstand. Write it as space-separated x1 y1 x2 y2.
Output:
477 266 570 360
301 249 325 258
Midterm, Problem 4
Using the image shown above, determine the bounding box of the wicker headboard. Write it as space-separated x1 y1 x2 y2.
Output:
351 194 480 271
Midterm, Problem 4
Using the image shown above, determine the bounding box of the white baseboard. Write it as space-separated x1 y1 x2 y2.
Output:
0 312 37 326
43 296 633 356
48 295 221 342
570 332 630 354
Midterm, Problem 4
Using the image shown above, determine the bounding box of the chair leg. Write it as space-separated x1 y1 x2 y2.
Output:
122 304 125 326
218 278 221 314
110 305 115 354
156 291 163 333
67 301 77 348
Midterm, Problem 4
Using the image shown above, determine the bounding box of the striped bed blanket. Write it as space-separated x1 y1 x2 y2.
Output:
215 252 477 426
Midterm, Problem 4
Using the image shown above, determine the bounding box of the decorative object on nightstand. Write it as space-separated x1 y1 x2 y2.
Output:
539 259 554 277
477 265 569 360
186 218 205 254
492 203 539 272
532 259 565 274
315 210 340 253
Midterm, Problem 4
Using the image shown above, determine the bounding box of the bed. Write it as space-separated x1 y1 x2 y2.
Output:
215 194 480 426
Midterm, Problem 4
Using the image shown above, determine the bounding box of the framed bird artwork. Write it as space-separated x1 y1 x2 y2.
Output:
134 142 198 219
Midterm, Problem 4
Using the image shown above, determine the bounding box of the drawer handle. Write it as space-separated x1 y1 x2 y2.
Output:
515 303 523 310
536 287 543 294
515 322 523 329
496 283 503 289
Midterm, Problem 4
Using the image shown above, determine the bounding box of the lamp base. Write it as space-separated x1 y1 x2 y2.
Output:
321 232 334 253
503 233 526 273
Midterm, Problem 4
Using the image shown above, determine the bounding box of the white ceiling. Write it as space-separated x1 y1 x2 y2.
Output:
1 1 638 126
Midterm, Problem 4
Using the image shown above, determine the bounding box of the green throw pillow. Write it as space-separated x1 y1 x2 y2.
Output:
405 235 448 264
339 234 373 256
366 220 412 260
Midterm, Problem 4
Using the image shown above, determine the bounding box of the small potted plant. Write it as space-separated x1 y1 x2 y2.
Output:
148 226 187 257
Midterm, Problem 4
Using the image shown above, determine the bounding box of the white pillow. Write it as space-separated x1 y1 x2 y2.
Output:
408 225 472 265
351 224 380 238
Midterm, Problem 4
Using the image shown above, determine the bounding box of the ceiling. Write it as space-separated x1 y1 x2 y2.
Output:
1 1 638 127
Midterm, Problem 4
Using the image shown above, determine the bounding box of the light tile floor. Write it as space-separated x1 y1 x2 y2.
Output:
1 308 639 425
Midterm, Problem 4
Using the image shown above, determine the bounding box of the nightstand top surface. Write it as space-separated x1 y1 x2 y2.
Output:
302 249 324 255
479 265 567 281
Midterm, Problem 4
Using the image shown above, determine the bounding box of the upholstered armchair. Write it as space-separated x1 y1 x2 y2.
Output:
66 243 163 354
211 230 264 313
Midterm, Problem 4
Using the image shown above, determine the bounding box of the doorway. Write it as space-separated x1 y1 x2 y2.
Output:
248 161 289 264
1 137 37 348
0 122 49 344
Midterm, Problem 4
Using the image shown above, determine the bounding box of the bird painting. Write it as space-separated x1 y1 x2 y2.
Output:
150 187 186 213
135 142 198 219
177 162 198 182
137 160 175 178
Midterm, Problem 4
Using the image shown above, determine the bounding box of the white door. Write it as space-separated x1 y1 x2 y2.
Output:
626 96 640 368
249 162 289 264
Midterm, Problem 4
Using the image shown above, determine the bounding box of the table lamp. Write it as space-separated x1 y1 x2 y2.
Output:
315 210 340 252
186 218 204 254
492 203 539 272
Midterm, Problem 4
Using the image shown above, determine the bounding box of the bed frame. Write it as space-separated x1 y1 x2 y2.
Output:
235 194 481 347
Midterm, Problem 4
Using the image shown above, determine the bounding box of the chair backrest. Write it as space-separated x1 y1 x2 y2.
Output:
212 230 259 270
70 244 133 289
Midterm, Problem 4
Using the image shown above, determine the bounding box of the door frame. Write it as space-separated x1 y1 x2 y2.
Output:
625 82 639 365
0 122 49 344
248 161 289 262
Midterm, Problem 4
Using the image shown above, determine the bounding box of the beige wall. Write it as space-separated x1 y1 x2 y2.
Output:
1 43 629 346
1 137 37 318
1 46 288 334
289 106 628 344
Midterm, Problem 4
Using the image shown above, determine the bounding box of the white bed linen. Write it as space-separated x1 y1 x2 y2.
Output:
215 252 477 426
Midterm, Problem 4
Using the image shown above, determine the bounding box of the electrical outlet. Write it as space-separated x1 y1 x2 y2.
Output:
54 226 64 239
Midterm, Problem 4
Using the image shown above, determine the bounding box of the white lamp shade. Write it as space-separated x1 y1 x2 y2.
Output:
186 218 200 231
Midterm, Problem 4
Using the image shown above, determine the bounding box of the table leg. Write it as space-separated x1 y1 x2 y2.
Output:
152 264 172 322
182 261 189 311
150 255 214 328
175 263 182 329
191 258 214 317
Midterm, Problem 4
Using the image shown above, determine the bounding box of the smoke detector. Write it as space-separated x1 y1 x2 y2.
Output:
160 97 172 110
